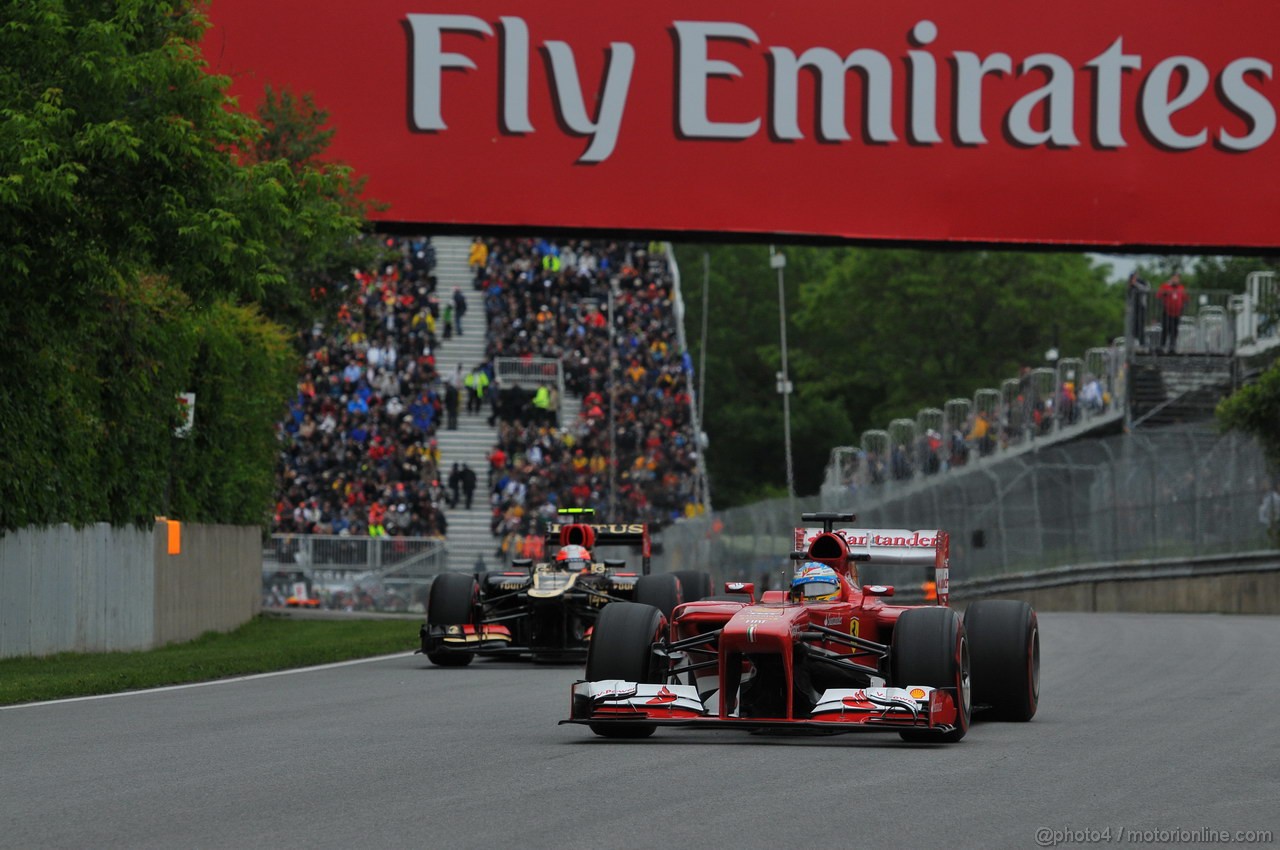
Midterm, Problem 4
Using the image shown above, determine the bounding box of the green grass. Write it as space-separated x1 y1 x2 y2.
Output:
0 615 418 706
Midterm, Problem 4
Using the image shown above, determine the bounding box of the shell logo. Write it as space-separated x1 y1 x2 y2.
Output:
909 688 927 700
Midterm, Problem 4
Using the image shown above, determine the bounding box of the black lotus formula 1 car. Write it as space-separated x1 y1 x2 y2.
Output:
419 510 712 665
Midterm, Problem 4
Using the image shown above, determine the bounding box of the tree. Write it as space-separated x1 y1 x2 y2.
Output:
0 1 369 530
676 244 1124 506
793 250 1121 429
1217 359 1280 472
246 85 388 328
674 243 851 505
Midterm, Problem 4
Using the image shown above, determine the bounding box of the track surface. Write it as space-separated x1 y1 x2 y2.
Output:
3 613 1279 849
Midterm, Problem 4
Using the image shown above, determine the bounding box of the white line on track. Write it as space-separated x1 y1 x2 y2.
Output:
1 651 417 711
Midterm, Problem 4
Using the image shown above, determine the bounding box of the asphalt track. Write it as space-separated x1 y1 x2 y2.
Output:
3 613 1279 850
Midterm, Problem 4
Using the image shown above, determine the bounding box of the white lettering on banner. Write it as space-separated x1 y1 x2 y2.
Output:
406 15 1276 162
953 51 1013 145
543 40 635 162
907 20 942 144
499 17 533 133
673 21 762 139
408 14 636 163
1085 38 1142 149
407 14 493 130
1219 58 1277 150
1144 56 1210 150
769 46 896 143
1008 53 1080 147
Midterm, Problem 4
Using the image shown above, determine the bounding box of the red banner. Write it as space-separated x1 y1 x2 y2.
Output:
204 1 1280 248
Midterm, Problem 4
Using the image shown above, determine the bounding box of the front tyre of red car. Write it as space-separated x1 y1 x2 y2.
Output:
890 607 971 743
964 599 1039 722
424 572 478 667
584 602 667 738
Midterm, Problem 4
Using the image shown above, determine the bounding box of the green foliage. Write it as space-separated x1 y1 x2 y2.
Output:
0 615 414 705
245 85 386 328
0 272 297 530
794 250 1120 428
1217 358 1280 471
1134 255 1280 293
167 301 298 525
253 86 336 168
0 1 367 531
674 244 851 505
676 244 1123 506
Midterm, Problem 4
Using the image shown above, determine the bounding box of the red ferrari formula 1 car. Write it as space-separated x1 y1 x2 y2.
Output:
563 512 1039 742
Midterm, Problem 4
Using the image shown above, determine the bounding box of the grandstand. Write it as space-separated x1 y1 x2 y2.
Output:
269 234 711 599
268 237 1275 609
426 235 494 571
820 270 1279 502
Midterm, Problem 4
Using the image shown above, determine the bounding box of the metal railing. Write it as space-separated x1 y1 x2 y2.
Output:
493 356 565 421
659 426 1272 588
823 342 1125 498
822 274 1279 498
264 534 446 579
666 243 713 514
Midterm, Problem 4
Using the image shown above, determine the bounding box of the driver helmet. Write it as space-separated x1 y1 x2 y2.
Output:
555 544 591 571
791 562 841 603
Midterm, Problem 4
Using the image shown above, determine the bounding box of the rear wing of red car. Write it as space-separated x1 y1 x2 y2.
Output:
545 522 651 574
794 526 950 604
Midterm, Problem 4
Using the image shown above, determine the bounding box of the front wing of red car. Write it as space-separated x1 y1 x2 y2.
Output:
562 680 961 734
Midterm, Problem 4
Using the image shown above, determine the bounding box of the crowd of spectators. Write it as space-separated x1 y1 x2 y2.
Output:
271 236 455 539
836 359 1118 493
472 238 704 559
270 234 707 571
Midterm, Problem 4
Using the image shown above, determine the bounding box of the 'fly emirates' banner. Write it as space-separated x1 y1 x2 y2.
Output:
204 1 1279 248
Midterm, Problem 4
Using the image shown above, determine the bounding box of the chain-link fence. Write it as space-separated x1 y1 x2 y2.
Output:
657 426 1273 589
262 534 446 611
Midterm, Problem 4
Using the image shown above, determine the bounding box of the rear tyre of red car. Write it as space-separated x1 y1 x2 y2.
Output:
585 602 666 738
964 600 1039 722
634 574 683 619
890 607 971 743
424 572 477 667
671 570 712 603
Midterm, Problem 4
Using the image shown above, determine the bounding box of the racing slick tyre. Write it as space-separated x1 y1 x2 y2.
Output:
584 602 666 738
634 574 683 619
671 570 713 603
964 600 1039 722
424 572 478 667
890 607 971 743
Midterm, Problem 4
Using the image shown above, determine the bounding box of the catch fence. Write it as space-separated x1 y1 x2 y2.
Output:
263 534 446 611
658 426 1273 590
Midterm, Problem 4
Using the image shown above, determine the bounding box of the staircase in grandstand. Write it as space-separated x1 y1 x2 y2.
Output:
429 235 498 572
560 391 582 434
1128 353 1238 428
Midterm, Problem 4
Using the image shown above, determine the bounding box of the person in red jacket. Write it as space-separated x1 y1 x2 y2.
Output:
1156 272 1188 353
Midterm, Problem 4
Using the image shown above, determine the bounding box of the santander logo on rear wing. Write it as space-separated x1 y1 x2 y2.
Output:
794 527 951 604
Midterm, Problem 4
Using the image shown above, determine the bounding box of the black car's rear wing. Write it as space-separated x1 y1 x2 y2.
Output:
545 522 651 574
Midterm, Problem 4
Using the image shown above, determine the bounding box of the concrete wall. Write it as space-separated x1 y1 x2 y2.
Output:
154 522 261 646
977 570 1280 615
0 522 260 658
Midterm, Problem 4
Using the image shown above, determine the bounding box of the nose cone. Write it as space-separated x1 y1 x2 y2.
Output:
718 605 807 719
720 606 804 653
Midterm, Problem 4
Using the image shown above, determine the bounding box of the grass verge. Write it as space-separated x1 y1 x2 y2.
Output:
0 615 417 706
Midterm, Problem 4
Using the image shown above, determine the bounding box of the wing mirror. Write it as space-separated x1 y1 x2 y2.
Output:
863 584 894 597
724 581 756 603
510 557 533 573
